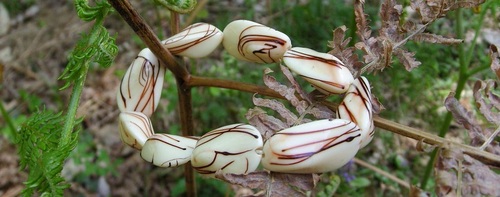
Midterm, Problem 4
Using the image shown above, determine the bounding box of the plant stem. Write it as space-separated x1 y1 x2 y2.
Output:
467 64 490 77
188 76 282 98
0 96 18 141
420 8 468 190
170 11 180 34
178 78 196 197
465 0 490 67
170 11 197 197
60 60 89 147
59 8 109 147
374 116 500 166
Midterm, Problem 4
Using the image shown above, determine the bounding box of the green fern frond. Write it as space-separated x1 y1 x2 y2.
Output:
17 110 80 196
15 0 116 195
93 26 118 67
59 25 117 90
75 0 112 21
59 0 117 90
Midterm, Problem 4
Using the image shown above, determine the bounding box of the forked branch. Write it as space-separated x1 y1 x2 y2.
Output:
107 0 190 81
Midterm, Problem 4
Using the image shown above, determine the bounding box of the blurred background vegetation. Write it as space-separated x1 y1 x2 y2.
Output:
0 0 498 196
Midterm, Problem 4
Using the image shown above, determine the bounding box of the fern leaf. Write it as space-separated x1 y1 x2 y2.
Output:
59 0 117 90
75 0 112 21
59 25 117 90
17 110 80 196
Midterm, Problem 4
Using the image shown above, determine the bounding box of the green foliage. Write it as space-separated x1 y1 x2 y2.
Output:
17 110 80 196
170 175 230 197
69 132 121 192
197 175 230 196
170 178 186 197
192 54 262 132
19 90 43 112
316 174 341 197
0 99 23 142
59 0 117 90
71 132 120 178
12 0 118 195
75 0 110 21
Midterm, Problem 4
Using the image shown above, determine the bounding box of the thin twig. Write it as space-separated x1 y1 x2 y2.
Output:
479 125 500 151
186 76 500 167
374 116 500 167
188 76 282 98
354 158 410 189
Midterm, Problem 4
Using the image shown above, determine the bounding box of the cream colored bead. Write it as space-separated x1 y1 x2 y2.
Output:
141 134 198 167
261 119 361 173
191 124 263 177
162 23 223 58
283 47 354 94
118 111 155 150
116 48 165 117
337 76 374 148
222 20 292 64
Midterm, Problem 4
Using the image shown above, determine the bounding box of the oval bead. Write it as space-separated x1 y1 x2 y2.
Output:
162 23 223 58
118 111 155 150
337 76 374 148
141 134 198 167
191 124 263 177
261 119 361 173
116 48 165 117
283 47 354 94
222 20 292 64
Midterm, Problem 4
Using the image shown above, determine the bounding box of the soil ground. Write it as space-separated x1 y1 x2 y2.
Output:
0 1 185 196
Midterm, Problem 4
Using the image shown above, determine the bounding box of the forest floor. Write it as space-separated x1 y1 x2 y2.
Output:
0 1 183 196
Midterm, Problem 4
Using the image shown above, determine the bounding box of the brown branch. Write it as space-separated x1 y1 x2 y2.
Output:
186 76 500 167
107 0 190 81
374 116 500 167
169 11 197 197
177 78 196 197
188 76 282 98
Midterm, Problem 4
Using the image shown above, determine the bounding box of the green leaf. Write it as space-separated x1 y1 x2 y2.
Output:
59 25 117 90
317 174 341 197
349 177 371 188
17 110 79 196
59 0 117 90
75 0 112 21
